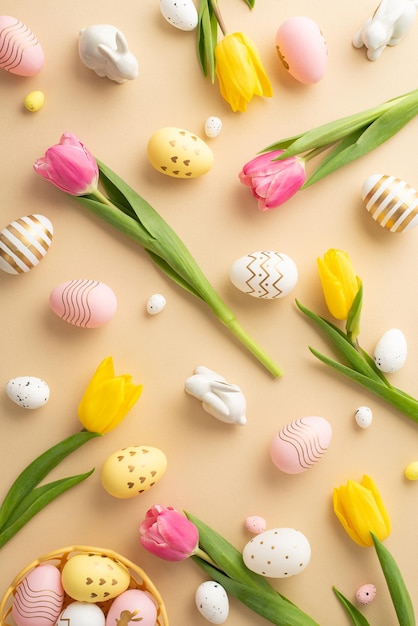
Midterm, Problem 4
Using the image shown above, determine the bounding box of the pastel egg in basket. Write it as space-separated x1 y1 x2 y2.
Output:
0 546 169 626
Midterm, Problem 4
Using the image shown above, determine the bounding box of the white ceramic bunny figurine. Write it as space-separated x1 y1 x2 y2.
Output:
184 366 247 425
79 24 139 83
353 0 418 60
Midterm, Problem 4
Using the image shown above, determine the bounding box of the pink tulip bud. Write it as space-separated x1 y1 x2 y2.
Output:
34 132 99 195
239 150 306 211
139 505 199 561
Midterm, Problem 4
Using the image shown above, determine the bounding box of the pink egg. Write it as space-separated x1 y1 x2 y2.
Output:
49 279 117 328
0 16 45 76
275 16 327 84
245 515 267 534
356 583 377 605
269 416 332 474
105 589 158 626
12 564 64 626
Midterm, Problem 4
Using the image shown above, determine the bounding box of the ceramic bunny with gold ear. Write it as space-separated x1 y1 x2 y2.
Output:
184 366 247 425
353 0 418 60
79 24 139 83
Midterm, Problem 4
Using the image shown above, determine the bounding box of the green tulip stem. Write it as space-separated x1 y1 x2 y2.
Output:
75 165 283 378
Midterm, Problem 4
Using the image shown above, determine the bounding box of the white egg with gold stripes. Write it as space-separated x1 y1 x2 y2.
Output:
0 214 53 274
362 174 418 233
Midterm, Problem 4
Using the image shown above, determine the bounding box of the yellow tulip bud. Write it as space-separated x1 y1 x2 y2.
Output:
317 249 361 320
333 475 391 547
78 356 143 434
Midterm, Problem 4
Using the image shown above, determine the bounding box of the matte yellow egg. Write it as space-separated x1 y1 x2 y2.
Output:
405 461 418 480
24 90 45 112
61 554 130 602
147 127 214 178
101 445 167 498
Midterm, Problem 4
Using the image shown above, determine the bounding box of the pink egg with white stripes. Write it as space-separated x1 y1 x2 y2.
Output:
12 564 64 626
49 279 117 328
269 416 332 474
0 16 45 76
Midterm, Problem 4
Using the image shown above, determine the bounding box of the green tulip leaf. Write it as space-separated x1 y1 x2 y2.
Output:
333 587 371 626
186 512 279 596
0 431 100 532
192 555 320 626
371 534 416 626
197 0 218 81
0 470 94 550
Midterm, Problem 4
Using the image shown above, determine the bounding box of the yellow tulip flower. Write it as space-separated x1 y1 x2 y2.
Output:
78 356 143 434
333 475 391 547
317 249 361 321
214 32 273 112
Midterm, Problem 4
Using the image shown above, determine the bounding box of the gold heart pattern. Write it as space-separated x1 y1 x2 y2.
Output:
101 445 168 498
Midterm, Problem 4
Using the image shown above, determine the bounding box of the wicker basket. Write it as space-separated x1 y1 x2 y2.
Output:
0 545 169 626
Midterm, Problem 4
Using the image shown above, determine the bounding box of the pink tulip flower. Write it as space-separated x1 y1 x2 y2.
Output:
33 132 99 195
139 505 199 561
239 150 306 211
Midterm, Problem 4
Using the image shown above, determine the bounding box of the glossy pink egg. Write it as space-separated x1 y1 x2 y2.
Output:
275 16 327 84
356 583 376 605
49 279 117 328
270 416 332 474
12 564 64 626
105 589 158 626
0 16 45 76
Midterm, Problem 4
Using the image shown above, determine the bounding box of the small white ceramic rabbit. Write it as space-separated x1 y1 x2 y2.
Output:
79 24 139 83
353 0 418 60
185 366 247 425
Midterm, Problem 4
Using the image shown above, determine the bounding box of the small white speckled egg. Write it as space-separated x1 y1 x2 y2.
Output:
354 406 373 428
243 528 311 578
146 293 166 314
373 328 407 373
275 16 327 84
56 602 105 626
230 250 298 299
147 127 214 178
101 445 167 498
24 90 45 112
245 515 266 534
204 116 222 138
160 0 198 31
0 214 53 274
195 581 229 624
405 461 418 480
356 583 376 605
6 376 50 409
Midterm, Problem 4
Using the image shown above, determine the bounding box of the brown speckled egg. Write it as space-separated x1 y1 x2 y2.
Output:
101 445 167 498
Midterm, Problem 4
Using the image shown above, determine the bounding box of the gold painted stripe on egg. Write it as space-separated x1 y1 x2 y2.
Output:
20 216 52 249
0 231 36 270
386 204 418 232
8 223 45 261
365 175 418 232
29 215 53 242
363 174 389 208
0 247 25 273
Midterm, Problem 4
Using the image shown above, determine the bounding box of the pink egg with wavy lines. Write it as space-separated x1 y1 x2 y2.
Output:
12 564 64 626
105 589 158 626
275 16 327 84
0 16 45 76
270 416 332 474
49 279 117 328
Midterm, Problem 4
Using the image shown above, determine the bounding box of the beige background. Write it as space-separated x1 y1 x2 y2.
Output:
1 0 418 624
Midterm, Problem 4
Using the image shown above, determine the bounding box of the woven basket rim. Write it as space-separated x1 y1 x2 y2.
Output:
0 545 169 626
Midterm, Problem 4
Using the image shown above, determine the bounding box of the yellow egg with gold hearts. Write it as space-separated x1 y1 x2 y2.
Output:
24 90 45 112
101 445 167 498
147 126 214 178
61 553 130 602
